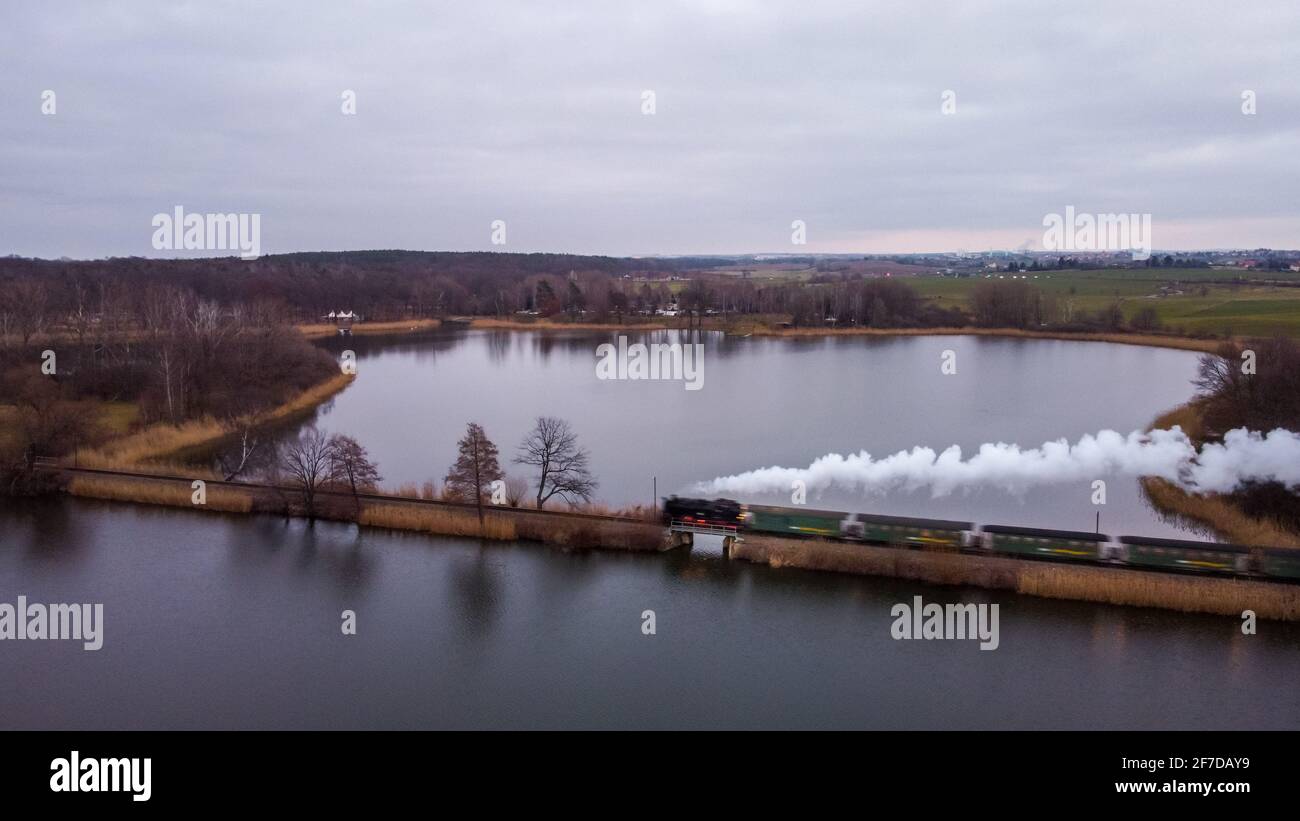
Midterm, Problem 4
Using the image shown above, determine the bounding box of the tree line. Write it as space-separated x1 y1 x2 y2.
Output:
278 416 597 521
2 251 1208 335
0 285 338 477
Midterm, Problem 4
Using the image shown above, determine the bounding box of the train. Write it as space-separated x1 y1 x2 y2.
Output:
660 496 1300 582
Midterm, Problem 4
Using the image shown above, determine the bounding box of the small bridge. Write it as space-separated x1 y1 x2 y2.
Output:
666 519 742 555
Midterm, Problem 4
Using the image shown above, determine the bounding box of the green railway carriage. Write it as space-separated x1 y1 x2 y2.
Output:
745 505 846 538
841 513 971 551
1257 547 1300 580
739 501 1299 582
982 524 1107 562
1117 536 1250 574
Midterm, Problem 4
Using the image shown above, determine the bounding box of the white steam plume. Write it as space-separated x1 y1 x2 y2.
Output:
695 427 1300 498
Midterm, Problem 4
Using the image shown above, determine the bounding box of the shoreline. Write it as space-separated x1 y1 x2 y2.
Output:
297 318 442 339
295 315 1227 354
733 534 1300 621
47 472 1300 621
1139 402 1300 548
45 313 1300 620
731 324 1225 354
72 372 356 474
59 466 662 552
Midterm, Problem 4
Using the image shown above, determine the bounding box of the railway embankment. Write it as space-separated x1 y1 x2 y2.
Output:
731 533 1300 621
54 467 1300 619
59 467 664 553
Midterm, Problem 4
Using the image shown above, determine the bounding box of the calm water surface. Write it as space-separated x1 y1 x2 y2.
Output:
6 331 1288 731
3 499 1297 730
295 330 1207 538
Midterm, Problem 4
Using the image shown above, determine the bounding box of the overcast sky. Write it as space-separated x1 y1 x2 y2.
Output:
2 0 1297 259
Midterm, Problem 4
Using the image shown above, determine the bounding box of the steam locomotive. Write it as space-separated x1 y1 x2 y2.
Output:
661 496 1300 581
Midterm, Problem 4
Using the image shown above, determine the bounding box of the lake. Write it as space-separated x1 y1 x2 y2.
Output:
7 330 1283 731
3 498 1296 730
292 329 1209 539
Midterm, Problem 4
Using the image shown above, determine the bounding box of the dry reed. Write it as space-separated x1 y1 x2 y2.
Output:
73 373 354 470
68 475 253 513
359 503 517 541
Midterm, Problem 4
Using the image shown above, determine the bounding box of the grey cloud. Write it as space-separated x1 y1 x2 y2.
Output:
1 0 1297 258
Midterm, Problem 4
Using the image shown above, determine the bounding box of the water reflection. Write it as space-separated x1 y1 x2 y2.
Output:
1 500 1299 729
248 329 1213 541
449 547 506 634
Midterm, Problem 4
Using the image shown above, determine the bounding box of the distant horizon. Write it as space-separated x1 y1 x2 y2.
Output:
8 245 1300 264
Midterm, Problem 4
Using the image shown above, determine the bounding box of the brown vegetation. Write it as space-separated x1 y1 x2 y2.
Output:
68 475 253 513
470 317 667 331
1140 476 1300 548
359 503 518 541
297 318 442 339
1017 563 1300 620
443 422 504 524
735 534 1300 621
1139 337 1300 547
357 500 661 550
73 373 353 472
728 321 1224 353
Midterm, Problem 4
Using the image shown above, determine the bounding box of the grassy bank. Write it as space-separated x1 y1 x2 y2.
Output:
56 463 664 553
1139 403 1300 548
733 534 1300 621
470 317 669 332
362 500 662 551
722 319 1225 353
297 318 442 339
360 503 518 541
909 269 1300 338
72 372 355 473
68 475 254 513
294 310 1237 354
345 312 1229 355
1016 562 1299 618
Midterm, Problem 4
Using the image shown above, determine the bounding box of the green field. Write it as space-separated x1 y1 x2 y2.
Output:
910 268 1300 338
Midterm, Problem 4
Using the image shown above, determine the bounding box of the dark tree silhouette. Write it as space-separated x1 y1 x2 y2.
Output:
279 427 339 519
514 416 597 509
330 434 382 514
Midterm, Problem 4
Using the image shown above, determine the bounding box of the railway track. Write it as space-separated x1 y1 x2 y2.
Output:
36 464 1300 584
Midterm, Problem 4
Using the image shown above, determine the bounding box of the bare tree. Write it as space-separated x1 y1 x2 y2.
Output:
445 422 503 525
514 416 597 509
330 434 382 514
2 371 102 464
68 282 92 346
503 474 528 507
279 427 339 519
7 279 50 345
217 416 264 481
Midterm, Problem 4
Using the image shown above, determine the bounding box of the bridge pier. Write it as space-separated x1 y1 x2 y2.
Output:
663 530 694 550
664 520 744 555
